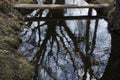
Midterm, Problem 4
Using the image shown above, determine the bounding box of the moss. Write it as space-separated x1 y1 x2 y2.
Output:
5 44 17 52
3 37 20 49
2 25 17 35
8 19 21 31
0 55 32 80
18 0 37 4
93 0 114 4
18 19 24 25
17 58 32 80
0 0 11 13
0 0 32 80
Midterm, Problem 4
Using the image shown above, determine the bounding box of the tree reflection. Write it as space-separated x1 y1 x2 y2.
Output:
20 0 106 80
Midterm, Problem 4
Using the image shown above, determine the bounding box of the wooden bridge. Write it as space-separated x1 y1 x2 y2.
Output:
13 4 111 9
12 3 114 21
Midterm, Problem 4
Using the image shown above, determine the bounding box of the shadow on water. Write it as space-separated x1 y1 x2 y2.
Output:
19 0 111 80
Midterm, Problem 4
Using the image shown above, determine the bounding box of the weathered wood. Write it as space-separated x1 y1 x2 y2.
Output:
24 16 106 21
13 4 112 9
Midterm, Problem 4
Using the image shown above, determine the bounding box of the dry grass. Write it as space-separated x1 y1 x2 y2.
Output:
0 0 32 80
18 0 36 3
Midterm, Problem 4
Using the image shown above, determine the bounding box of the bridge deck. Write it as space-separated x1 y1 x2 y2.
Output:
13 4 112 9
13 3 113 21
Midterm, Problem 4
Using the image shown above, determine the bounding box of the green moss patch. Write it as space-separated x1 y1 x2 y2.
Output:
4 37 20 49
0 55 32 80
18 0 36 3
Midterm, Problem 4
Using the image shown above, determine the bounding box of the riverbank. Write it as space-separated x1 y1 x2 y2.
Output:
0 0 34 80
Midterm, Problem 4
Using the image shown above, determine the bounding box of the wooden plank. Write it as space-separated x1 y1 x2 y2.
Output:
24 16 106 21
13 4 111 9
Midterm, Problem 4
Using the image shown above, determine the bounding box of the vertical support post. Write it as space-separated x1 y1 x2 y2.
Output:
83 8 92 80
86 8 92 54
89 12 99 80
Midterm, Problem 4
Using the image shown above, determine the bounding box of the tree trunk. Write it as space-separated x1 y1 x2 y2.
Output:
100 0 120 80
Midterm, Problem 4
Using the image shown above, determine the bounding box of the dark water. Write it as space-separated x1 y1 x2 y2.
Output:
18 0 111 80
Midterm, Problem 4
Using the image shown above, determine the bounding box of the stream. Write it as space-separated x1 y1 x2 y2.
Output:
18 0 111 80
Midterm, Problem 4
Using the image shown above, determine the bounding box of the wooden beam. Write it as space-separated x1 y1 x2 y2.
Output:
13 4 112 9
24 16 106 21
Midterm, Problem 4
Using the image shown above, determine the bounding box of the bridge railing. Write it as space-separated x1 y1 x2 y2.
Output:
12 3 114 21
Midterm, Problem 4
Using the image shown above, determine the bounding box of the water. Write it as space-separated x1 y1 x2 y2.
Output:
18 0 111 80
